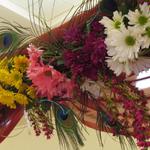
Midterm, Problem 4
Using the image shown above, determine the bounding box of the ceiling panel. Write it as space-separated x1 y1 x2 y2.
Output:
8 0 81 27
8 0 29 9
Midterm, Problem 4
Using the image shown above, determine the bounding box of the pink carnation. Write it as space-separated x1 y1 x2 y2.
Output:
27 45 74 100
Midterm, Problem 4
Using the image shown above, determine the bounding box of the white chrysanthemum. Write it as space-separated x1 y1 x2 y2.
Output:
107 57 150 76
141 27 150 48
100 11 124 34
105 27 141 62
107 59 132 76
127 3 150 29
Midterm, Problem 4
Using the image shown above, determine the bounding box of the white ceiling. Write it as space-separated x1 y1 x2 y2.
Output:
0 0 81 28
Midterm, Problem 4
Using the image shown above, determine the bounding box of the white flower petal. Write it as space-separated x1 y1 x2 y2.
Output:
126 3 150 29
99 11 124 34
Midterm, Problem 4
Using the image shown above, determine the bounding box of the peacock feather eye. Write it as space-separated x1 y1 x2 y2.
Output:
58 109 68 120
55 106 84 148
3 33 12 47
0 32 18 53
56 107 75 129
58 110 68 120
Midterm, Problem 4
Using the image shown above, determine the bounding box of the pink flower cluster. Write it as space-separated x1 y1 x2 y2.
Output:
110 78 150 150
102 74 150 150
27 44 74 100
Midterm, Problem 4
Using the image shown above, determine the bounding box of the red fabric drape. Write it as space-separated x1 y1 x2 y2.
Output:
0 106 23 143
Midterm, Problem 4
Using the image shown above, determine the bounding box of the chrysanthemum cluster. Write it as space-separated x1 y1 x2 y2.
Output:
100 2 150 76
63 22 106 80
0 56 34 108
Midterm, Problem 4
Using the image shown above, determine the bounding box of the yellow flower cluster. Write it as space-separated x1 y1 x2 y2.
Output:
0 86 15 109
0 55 36 108
13 55 29 73
0 86 28 109
0 69 23 90
10 70 23 89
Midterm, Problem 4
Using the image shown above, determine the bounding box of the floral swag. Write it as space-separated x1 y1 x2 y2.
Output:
0 0 150 150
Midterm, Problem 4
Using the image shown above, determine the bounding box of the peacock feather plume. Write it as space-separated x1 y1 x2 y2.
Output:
0 18 34 58
53 105 85 150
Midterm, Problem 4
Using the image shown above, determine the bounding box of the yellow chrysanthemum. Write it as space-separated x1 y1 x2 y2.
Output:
10 70 23 89
27 86 37 99
18 83 29 93
0 69 12 85
0 87 16 109
14 93 28 105
13 55 29 73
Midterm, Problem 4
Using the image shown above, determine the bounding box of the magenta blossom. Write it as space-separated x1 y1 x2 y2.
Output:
63 24 106 80
63 26 82 44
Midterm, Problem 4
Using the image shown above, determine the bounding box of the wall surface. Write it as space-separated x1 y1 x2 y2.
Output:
0 117 130 150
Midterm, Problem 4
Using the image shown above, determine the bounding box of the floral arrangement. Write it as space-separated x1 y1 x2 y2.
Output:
0 0 150 150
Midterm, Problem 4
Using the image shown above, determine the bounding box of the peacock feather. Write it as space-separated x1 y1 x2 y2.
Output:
96 109 137 150
53 105 84 150
0 18 34 58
